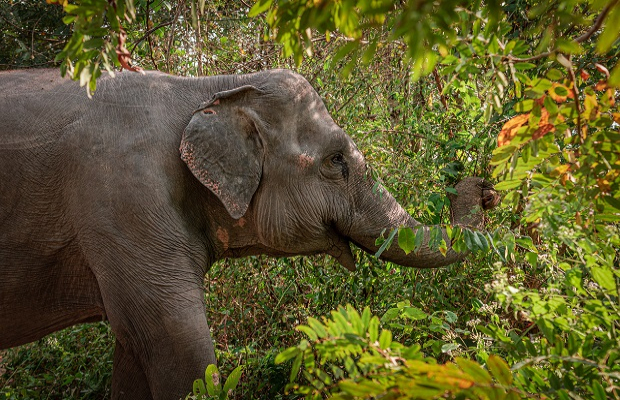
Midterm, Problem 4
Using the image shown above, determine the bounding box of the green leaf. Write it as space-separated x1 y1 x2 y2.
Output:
368 316 379 342
347 305 364 335
339 380 375 396
456 357 493 384
555 38 583 54
515 236 538 253
296 325 318 341
591 265 617 293
487 355 513 385
290 352 303 382
307 317 328 338
596 5 620 53
491 145 517 165
403 307 427 320
514 62 536 71
205 364 219 396
475 231 489 252
592 380 607 400
275 347 301 364
609 62 620 87
546 68 564 80
381 308 399 323
463 228 475 251
441 343 459 353
444 311 457 324
361 307 371 333
515 99 534 112
222 365 244 394
603 195 620 212
414 226 425 252
398 227 416 255
193 379 207 396
494 179 521 190
379 329 392 349
375 228 397 258
248 0 272 16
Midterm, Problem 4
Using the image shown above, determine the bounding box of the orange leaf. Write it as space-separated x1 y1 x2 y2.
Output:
598 178 611 193
539 107 550 124
606 89 616 106
498 114 529 146
595 80 608 91
580 70 590 81
533 124 555 140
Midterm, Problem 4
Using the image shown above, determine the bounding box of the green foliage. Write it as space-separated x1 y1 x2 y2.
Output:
252 0 620 84
481 61 620 400
187 364 245 400
276 305 527 399
44 0 138 94
0 1 69 68
2 0 619 399
0 323 113 400
258 1 620 398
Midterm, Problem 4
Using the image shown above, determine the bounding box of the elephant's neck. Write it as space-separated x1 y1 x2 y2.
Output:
208 210 266 259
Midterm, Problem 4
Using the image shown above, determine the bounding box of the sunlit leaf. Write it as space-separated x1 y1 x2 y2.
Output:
487 355 513 385
398 227 416 255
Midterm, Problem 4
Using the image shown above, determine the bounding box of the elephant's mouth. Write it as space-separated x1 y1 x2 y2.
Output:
326 230 356 272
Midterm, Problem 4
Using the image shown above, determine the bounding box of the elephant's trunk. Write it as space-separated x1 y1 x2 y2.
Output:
346 177 496 269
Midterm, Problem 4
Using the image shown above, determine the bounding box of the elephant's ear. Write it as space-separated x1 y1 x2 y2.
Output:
180 85 265 219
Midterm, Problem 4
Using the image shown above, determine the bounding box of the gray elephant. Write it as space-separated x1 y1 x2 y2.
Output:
0 68 498 399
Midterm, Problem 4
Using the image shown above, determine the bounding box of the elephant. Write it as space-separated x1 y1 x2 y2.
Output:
0 68 499 399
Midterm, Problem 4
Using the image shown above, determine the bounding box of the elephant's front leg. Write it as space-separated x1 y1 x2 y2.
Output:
112 339 151 399
97 263 216 400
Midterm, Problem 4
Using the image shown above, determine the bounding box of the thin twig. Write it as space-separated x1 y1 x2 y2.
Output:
365 129 443 144
165 2 184 73
130 20 174 56
565 58 584 145
432 67 449 110
575 0 619 43
145 0 158 70
505 0 619 63
238 0 252 9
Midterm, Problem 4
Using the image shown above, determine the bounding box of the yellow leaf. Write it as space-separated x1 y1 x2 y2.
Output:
550 164 570 177
549 82 574 103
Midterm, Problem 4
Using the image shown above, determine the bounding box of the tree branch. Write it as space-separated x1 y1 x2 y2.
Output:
504 0 619 63
130 20 175 56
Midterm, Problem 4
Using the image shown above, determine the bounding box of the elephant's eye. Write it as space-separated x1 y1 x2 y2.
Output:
331 153 344 165
321 152 348 180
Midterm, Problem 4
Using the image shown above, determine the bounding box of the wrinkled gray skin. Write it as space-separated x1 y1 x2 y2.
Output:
0 69 498 399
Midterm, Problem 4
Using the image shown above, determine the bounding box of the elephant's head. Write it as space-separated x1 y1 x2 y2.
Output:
180 70 499 271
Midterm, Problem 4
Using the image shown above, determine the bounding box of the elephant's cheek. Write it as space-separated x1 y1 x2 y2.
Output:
216 227 229 250
297 153 315 170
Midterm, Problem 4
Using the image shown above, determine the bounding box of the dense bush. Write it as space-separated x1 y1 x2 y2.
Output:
1 0 618 399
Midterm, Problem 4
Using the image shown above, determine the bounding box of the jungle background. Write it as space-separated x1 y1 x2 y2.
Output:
1 0 619 399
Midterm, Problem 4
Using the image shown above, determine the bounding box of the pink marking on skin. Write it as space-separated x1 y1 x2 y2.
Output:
298 153 314 169
203 108 216 114
180 142 222 196
235 217 247 228
213 99 220 105
216 226 229 250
